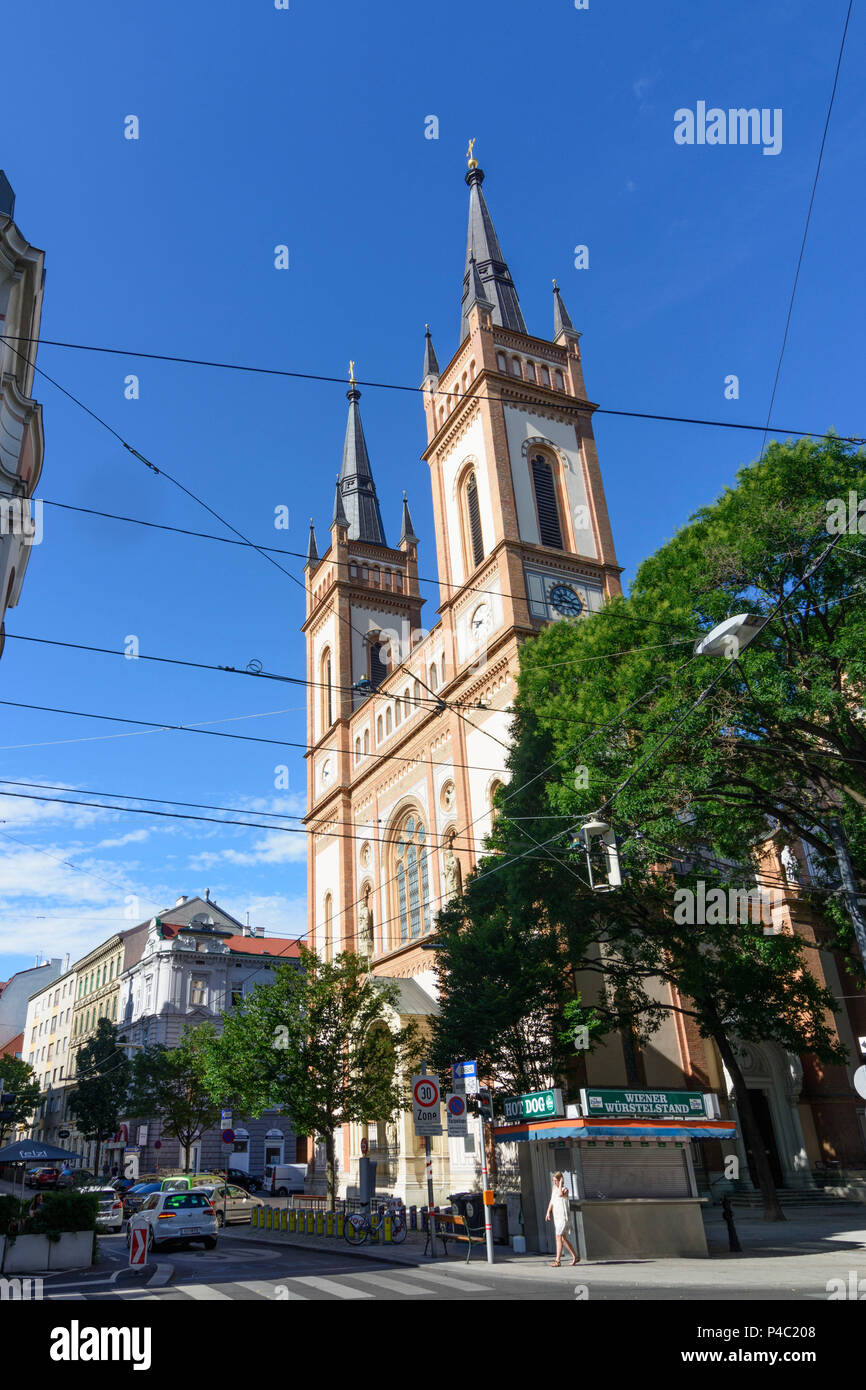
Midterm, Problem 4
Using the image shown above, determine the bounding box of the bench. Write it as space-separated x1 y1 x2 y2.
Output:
423 1212 479 1263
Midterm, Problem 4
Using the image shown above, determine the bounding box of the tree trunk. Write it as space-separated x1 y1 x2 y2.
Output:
714 1031 785 1222
325 1131 336 1212
93 1137 102 1177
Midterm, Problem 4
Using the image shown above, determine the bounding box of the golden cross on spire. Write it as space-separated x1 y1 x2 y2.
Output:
349 360 356 387
466 137 477 170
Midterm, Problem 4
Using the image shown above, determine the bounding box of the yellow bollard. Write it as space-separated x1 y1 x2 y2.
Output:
281 1208 287 1232
384 1215 391 1243
266 1207 272 1229
288 1209 295 1233
326 1213 334 1237
316 1212 323 1236
337 1213 344 1237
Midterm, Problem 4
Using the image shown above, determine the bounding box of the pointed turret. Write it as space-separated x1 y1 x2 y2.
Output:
331 474 349 531
465 248 493 320
399 492 419 546
305 518 319 569
460 147 526 342
422 324 440 381
552 279 575 338
337 366 387 545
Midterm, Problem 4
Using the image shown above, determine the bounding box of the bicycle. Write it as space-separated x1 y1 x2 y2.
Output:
344 1198 407 1245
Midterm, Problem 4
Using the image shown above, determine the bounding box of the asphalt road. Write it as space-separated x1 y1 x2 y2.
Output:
34 1230 832 1302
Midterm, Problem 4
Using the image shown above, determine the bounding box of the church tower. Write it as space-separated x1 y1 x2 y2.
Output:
421 148 621 673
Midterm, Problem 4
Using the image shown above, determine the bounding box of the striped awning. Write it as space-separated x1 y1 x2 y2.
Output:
493 1116 738 1145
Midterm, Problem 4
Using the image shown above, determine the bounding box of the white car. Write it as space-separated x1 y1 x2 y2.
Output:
126 1188 218 1252
80 1186 125 1233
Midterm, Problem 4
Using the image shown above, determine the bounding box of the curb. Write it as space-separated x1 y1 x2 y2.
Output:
110 1260 175 1286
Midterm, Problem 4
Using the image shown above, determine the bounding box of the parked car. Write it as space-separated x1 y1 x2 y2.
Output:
57 1168 97 1189
218 1168 262 1194
159 1172 224 1193
110 1175 138 1196
27 1167 60 1189
196 1182 265 1226
123 1180 163 1219
81 1185 125 1233
126 1189 218 1252
264 1163 307 1197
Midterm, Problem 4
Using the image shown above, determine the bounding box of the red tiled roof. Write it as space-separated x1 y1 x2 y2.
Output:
1 1031 24 1057
224 935 300 958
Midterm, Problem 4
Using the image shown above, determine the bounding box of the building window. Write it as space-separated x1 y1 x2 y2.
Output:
394 814 432 943
496 352 506 372
369 637 388 688
363 728 370 755
377 714 383 742
191 977 207 1007
321 649 334 728
555 370 565 391
429 663 438 691
323 893 333 961
541 365 550 387
530 453 564 549
464 472 484 568
525 361 536 383
386 707 392 735
354 736 361 763
512 357 522 377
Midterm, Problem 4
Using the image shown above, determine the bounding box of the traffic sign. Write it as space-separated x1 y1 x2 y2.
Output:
360 1137 368 1156
57 1128 70 1139
412 1073 442 1135
220 1108 232 1128
453 1059 479 1095
222 1129 235 1144
128 1226 148 1268
446 1092 468 1138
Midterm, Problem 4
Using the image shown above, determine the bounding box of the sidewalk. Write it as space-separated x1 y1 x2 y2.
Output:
223 1204 866 1294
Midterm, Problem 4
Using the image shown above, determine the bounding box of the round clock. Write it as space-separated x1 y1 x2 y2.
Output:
549 584 584 618
470 604 490 642
321 758 334 787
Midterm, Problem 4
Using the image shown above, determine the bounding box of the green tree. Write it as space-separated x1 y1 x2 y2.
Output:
0 1056 42 1146
434 437 860 1221
127 1029 223 1172
68 1019 130 1176
201 952 419 1209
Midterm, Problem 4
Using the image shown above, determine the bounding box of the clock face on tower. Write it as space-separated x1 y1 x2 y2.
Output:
549 584 584 618
320 758 334 789
470 604 491 643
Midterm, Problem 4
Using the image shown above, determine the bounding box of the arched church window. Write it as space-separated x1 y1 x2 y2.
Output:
429 664 438 691
394 814 432 942
464 472 484 569
525 361 536 383
394 699 401 727
413 679 421 704
354 736 361 763
386 707 392 734
369 636 388 688
441 654 447 684
496 352 507 372
377 714 383 742
555 370 565 391
323 893 333 961
541 365 550 387
512 357 522 377
363 728 369 755
321 649 334 728
530 453 564 549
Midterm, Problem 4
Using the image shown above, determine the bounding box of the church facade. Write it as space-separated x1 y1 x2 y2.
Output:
302 153 621 1203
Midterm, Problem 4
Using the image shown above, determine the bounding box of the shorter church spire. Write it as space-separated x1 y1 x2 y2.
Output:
331 475 349 531
305 518 319 568
460 151 526 341
552 278 577 340
399 491 418 545
422 324 440 381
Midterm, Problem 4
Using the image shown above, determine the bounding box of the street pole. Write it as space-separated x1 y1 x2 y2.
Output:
477 1111 495 1265
421 1061 436 1258
829 818 866 969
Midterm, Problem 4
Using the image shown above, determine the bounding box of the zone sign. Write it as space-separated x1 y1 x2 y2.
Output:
412 1073 442 1135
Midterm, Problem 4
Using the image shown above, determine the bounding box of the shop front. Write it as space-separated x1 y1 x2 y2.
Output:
494 1088 737 1260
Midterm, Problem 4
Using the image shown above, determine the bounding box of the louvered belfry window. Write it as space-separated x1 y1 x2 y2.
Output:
531 454 564 549
465 473 484 567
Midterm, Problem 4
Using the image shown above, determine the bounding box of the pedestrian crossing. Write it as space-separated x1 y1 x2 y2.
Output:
45 1266 496 1302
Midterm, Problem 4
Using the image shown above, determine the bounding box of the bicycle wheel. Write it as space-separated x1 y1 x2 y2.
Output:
344 1213 369 1246
389 1216 408 1244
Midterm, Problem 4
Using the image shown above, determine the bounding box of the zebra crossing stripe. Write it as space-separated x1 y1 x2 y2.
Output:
291 1274 374 1299
171 1283 233 1300
233 1279 306 1299
397 1268 494 1293
343 1271 439 1297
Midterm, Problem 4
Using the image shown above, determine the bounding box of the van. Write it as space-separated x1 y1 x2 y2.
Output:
264 1163 307 1197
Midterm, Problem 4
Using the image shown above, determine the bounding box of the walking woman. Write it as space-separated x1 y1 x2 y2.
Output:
545 1171 578 1266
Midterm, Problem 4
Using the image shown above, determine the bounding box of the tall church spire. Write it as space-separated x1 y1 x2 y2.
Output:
337 365 387 546
460 145 526 342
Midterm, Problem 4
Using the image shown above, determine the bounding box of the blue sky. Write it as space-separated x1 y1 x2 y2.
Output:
1 0 862 981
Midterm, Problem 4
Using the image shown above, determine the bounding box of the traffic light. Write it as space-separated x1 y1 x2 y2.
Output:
0 1092 17 1122
474 1087 493 1121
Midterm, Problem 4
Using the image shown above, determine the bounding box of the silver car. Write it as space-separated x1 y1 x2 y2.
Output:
81 1186 125 1233
197 1182 264 1226
126 1189 218 1252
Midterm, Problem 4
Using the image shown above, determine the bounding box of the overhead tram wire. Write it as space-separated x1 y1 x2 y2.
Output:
0 341 488 742
3 332 863 446
758 0 854 460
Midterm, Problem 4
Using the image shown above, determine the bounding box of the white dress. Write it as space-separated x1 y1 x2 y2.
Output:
552 1188 570 1236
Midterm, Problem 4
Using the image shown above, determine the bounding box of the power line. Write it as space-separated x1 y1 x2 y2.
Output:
4 332 863 445
759 0 854 457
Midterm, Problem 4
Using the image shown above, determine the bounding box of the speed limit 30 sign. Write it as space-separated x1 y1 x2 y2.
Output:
412 1073 442 1135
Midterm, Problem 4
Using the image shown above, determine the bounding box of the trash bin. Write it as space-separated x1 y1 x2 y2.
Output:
448 1191 485 1235
491 1202 508 1245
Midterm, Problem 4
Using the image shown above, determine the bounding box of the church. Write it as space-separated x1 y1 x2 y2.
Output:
302 147 621 1205
301 151 865 1213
